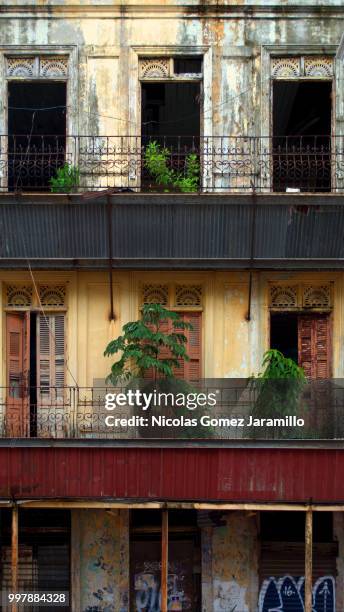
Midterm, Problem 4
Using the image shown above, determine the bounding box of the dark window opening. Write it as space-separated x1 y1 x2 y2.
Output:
270 312 331 379
174 56 203 74
260 511 333 543
130 510 201 611
141 82 200 191
8 81 66 192
270 313 299 363
0 509 70 611
272 81 332 192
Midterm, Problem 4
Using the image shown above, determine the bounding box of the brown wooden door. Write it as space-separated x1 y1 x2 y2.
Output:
6 312 30 436
298 313 332 433
298 314 331 378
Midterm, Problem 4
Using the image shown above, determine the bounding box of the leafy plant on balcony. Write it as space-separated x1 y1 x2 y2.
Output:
249 349 306 438
50 163 80 193
104 303 212 438
144 141 200 192
104 303 192 383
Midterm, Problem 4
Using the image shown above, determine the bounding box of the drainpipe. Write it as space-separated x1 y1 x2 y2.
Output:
107 194 115 321
246 184 257 321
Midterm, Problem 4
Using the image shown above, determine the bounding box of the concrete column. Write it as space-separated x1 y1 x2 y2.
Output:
202 511 259 611
71 509 129 612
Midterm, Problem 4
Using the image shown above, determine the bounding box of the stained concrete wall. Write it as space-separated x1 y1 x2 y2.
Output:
71 509 129 612
0 2 344 138
201 511 259 611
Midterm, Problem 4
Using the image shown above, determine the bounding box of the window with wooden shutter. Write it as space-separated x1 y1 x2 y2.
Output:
6 313 30 436
298 314 331 379
175 312 202 381
144 313 202 381
37 313 65 404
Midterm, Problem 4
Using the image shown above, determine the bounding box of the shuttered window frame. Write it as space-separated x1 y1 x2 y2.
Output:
36 312 66 407
143 309 203 382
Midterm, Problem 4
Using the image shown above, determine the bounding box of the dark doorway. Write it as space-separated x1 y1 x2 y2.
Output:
270 312 299 363
8 81 66 191
141 82 200 190
130 509 201 611
272 81 332 192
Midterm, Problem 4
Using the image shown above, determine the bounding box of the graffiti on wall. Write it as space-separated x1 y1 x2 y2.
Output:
258 575 335 612
213 579 248 612
134 566 191 611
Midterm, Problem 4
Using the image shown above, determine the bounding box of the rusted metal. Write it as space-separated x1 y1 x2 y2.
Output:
0 134 340 193
11 505 18 612
161 509 168 612
305 507 313 612
0 380 343 440
0 447 344 502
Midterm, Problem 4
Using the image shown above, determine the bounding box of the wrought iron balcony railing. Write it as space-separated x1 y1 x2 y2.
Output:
1 380 344 440
1 134 343 193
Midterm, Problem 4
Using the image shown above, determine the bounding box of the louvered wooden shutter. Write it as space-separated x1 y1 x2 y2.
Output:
7 313 24 394
181 312 202 381
144 318 171 380
37 314 65 403
6 313 30 436
298 314 331 379
144 313 202 381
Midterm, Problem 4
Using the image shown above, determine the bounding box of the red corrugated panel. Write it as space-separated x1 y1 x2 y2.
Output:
0 447 343 502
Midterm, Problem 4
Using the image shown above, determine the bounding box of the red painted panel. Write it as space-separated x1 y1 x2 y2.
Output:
0 447 343 502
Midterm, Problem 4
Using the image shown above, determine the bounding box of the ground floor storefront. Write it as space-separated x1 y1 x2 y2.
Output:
0 505 343 611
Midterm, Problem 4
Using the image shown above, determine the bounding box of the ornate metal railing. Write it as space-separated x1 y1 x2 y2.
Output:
1 380 344 440
0 134 343 193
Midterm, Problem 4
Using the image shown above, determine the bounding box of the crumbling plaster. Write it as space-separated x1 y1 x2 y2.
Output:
0 4 343 137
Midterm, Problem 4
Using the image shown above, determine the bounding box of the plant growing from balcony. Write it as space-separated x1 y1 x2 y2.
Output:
50 163 80 193
104 303 212 438
144 141 200 192
249 349 306 439
104 303 192 383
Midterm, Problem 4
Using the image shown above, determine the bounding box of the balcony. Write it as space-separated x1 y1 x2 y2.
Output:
1 380 344 442
0 134 343 194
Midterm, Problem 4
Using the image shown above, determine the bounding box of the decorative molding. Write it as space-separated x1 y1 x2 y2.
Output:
6 284 32 307
39 285 66 307
271 57 301 78
269 284 298 309
7 57 35 78
303 284 331 309
40 57 68 77
139 58 170 79
142 284 169 305
271 55 334 79
304 56 333 77
175 284 203 307
6 55 68 78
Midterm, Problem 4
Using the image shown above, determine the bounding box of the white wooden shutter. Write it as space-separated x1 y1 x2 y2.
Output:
37 314 65 404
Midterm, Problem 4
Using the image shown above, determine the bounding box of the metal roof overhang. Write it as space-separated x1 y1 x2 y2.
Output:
1 192 344 270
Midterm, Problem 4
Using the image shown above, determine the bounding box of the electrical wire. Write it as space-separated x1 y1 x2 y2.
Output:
6 75 265 127
16 221 79 389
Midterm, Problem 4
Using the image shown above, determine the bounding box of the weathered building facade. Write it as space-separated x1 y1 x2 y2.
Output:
0 0 344 611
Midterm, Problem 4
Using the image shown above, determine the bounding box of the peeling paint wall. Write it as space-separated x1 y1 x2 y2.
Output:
202 511 259 611
1 269 343 392
0 2 344 138
72 509 129 612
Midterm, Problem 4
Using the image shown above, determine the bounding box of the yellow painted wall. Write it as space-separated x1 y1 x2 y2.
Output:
1 269 343 390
